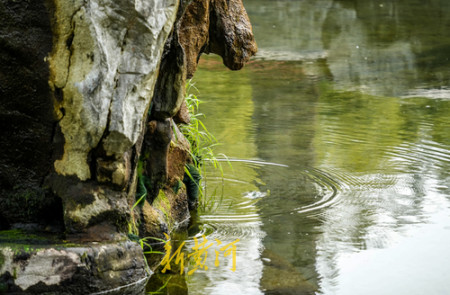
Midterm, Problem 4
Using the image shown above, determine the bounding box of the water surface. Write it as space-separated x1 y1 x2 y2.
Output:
148 1 450 294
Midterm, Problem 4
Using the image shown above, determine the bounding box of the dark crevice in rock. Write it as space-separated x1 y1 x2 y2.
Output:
65 31 74 49
90 107 113 184
53 86 64 103
49 121 65 175
142 119 173 202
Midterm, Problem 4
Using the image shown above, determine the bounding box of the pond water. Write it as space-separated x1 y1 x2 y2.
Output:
147 1 450 294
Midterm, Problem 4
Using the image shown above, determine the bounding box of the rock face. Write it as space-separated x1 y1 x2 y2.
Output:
0 241 149 294
0 0 256 293
0 0 59 230
137 0 257 238
151 0 257 121
49 0 179 181
180 0 258 75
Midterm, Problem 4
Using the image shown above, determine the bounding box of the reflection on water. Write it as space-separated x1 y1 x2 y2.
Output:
248 0 450 97
147 1 450 294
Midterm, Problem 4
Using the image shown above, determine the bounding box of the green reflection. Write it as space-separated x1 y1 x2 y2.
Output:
192 58 257 160
148 0 450 294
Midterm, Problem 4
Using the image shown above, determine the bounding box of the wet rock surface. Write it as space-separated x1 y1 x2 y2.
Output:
0 239 149 294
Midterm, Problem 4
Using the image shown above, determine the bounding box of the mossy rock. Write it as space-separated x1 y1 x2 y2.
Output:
183 164 201 210
153 190 172 224
0 251 4 268
0 229 61 248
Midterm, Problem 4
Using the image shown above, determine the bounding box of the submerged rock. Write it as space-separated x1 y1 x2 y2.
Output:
260 249 318 295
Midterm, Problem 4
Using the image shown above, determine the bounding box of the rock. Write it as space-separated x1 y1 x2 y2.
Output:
140 200 169 240
178 0 211 78
179 0 258 76
260 249 318 295
48 0 179 181
150 0 192 121
143 119 173 201
207 0 258 70
164 187 190 228
47 174 129 238
151 0 257 120
136 122 191 239
138 187 190 240
1 0 183 234
96 151 132 189
0 0 56 227
0 240 149 294
1 0 257 291
142 0 257 237
183 164 202 210
173 98 191 124
168 124 192 187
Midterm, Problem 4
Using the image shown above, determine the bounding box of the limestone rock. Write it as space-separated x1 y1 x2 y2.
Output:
1 1 258 291
140 200 169 240
173 98 191 124
142 0 257 236
207 0 258 70
96 151 132 189
178 0 211 78
48 174 129 238
164 186 190 227
138 187 190 240
179 0 258 76
168 123 192 187
151 0 257 120
150 32 187 121
1 0 257 292
0 241 149 294
48 0 179 181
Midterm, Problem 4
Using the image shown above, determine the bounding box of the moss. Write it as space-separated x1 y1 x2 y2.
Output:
0 229 45 243
172 180 183 194
154 190 170 212
152 190 172 227
0 251 4 268
2 188 47 221
0 229 69 250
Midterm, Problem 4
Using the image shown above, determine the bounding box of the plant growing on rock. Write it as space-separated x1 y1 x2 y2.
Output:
180 80 230 210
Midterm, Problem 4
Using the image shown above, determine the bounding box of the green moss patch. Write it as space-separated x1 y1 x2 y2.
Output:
0 251 4 268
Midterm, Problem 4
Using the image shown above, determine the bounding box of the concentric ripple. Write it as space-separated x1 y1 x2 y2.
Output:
188 160 345 242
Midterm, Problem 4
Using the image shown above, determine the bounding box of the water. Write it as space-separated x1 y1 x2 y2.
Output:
147 1 450 294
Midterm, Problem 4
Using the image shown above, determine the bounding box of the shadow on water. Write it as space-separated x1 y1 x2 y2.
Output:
146 0 450 294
